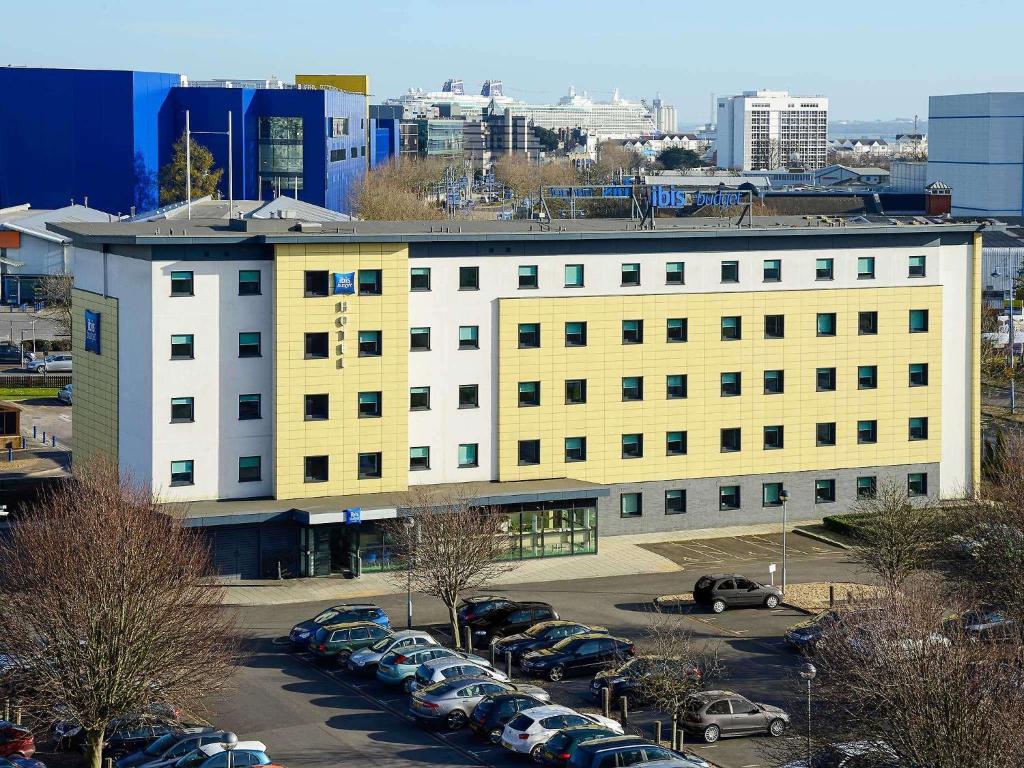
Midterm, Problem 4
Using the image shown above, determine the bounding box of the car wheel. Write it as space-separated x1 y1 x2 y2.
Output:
765 594 780 609
703 724 721 743
488 727 503 744
446 709 467 730
37 367 45 375
711 599 727 614
530 744 545 763
403 677 416 693
337 650 351 664
548 664 565 682
769 718 786 737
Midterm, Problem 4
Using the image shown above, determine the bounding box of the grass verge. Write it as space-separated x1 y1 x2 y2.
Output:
0 387 59 400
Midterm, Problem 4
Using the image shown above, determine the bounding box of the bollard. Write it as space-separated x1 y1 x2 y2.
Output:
490 644 496 667
6 447 11 462
601 686 611 718
619 696 628 727
829 584 835 608
505 651 513 680
32 426 36 439
13 706 21 725
463 626 473 653
655 720 662 746
670 712 678 750
52 435 56 447
20 436 25 449
105 759 113 768
41 431 46 443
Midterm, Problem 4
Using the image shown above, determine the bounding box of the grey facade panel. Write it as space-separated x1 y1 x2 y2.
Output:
206 525 260 579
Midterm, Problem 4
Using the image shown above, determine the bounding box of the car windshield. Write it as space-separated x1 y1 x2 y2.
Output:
313 610 339 624
368 636 393 652
525 624 548 637
545 732 571 750
507 713 532 731
422 679 461 696
551 637 579 652
145 734 179 755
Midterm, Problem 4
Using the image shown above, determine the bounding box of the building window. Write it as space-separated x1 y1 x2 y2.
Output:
665 489 686 514
358 452 382 479
666 374 688 399
518 265 539 289
909 417 929 440
816 258 834 280
621 319 644 344
816 367 836 392
620 492 642 518
816 422 836 446
721 316 741 340
458 443 479 468
764 314 785 339
719 485 741 511
621 433 644 458
720 372 741 397
518 439 540 465
621 263 641 286
358 269 382 295
721 260 739 283
238 270 261 295
358 391 382 418
170 270 194 297
909 255 926 277
857 419 878 444
410 327 431 351
909 309 929 333
909 363 929 387
170 397 194 423
170 334 195 360
238 393 261 420
622 376 644 401
518 323 541 348
815 479 836 503
170 460 194 486
304 332 328 359
452 384 478 410
358 330 382 356
410 267 431 291
565 379 587 404
518 381 541 407
459 266 479 290
908 472 928 497
721 427 741 452
857 476 877 499
409 446 431 471
857 257 876 280
816 313 837 337
304 394 329 421
238 332 261 358
858 311 878 335
301 455 328 485
458 325 479 350
763 259 781 282
666 431 687 456
763 369 784 394
763 482 783 507
565 321 587 347
564 436 587 462
409 386 431 411
565 264 584 287
304 270 329 297
667 318 688 342
238 456 261 483
666 262 685 285
858 365 878 389
763 425 784 450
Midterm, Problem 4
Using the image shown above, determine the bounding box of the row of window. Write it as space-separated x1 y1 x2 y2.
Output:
170 457 262 486
619 473 929 517
170 270 262 297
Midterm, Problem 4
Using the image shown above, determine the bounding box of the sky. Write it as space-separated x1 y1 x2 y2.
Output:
3 0 1023 124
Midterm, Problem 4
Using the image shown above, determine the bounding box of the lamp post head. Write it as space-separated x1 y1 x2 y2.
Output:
402 516 415 529
779 489 789 503
799 662 817 681
221 733 239 751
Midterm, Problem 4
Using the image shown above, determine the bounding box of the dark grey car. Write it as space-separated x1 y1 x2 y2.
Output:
693 575 782 613
409 676 549 731
680 690 789 743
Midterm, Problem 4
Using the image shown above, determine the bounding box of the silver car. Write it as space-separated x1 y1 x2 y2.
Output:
409 655 508 691
124 730 228 768
347 629 436 672
680 690 789 743
409 676 550 730
31 353 72 374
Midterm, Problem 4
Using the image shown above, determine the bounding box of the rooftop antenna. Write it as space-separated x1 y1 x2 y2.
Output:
709 93 715 127
914 114 919 133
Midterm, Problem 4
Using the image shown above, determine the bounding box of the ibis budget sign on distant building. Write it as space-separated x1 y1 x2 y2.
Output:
84 310 101 354
650 187 746 208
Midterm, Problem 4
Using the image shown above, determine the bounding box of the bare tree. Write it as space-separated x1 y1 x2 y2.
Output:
591 141 644 182
383 487 520 648
351 157 449 220
0 458 237 768
36 272 74 338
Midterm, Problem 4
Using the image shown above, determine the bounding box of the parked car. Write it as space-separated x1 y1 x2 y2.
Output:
0 345 25 366
590 655 701 705
409 656 509 691
520 633 635 682
945 609 1018 643
409 676 549 730
377 646 490 691
0 756 46 768
173 742 273 768
347 629 436 673
536 725 623 767
57 383 72 404
457 595 517 627
467 601 559 645
566 736 710 768
288 604 390 647
115 727 219 768
784 608 884 653
0 722 34 758
693 575 782 613
493 621 605 664
468 693 547 744
103 724 179 760
307 621 391 664
29 354 72 374
500 705 622 761
54 711 178 754
680 690 789 743
782 741 900 767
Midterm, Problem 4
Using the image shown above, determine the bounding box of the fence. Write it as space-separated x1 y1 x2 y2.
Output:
0 374 71 389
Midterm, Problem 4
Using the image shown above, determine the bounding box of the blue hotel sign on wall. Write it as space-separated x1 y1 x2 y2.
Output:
84 309 101 354
333 272 355 295
650 187 745 209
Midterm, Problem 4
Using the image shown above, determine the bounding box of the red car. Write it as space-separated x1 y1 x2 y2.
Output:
0 722 34 758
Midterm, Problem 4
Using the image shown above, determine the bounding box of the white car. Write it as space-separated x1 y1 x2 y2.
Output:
29 353 72 374
500 704 623 761
347 629 437 672
173 742 270 768
409 655 508 691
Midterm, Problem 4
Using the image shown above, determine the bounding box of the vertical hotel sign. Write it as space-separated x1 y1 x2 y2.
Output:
84 309 101 354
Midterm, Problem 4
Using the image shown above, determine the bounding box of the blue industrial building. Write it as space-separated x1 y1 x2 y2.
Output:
0 68 367 215
369 104 402 167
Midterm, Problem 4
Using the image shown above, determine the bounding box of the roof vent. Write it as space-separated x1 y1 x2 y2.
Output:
293 221 323 232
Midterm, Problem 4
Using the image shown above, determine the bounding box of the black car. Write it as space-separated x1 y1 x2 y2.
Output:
693 574 782 613
590 655 702 704
520 633 634 682
467 692 546 743
456 596 516 627
0 344 24 366
493 621 604 664
566 735 711 768
467 601 558 645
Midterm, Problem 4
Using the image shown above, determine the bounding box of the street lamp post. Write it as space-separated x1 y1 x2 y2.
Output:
221 732 238 768
403 517 416 629
779 488 790 596
799 663 816 767
994 265 1018 414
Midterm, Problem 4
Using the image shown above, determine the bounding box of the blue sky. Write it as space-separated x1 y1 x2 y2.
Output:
4 0 1021 123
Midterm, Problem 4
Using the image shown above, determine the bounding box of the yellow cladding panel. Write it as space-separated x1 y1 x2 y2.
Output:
498 288 943 484
296 74 370 95
971 233 983 492
274 243 409 500
71 289 119 466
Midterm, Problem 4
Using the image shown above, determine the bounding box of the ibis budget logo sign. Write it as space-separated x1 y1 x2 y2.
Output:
333 272 355 295
84 309 101 354
650 186 745 208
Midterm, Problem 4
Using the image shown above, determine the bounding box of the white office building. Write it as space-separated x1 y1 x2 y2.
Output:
652 94 678 134
927 92 1024 216
716 91 829 171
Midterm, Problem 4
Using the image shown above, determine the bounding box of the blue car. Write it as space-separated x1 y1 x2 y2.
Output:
288 603 390 647
1 758 46 768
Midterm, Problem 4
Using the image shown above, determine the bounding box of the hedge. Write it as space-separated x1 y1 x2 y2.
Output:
822 512 875 538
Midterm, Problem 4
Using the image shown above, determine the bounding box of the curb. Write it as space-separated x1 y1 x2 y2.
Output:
792 526 851 550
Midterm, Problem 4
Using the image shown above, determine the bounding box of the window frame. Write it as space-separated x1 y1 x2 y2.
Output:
857 256 876 280
564 436 587 463
170 459 194 487
238 455 262 483
518 381 541 407
410 327 431 351
721 316 742 341
762 482 783 507
565 321 587 347
170 396 194 423
564 264 584 288
721 260 740 283
358 391 382 419
666 262 685 285
909 309 929 333
666 430 687 456
666 374 688 399
458 384 479 409
458 443 479 468
358 330 382 357
762 259 782 282
720 371 742 397
763 369 784 394
409 386 431 411
621 433 644 459
815 258 834 281
518 439 541 466
304 270 329 298
763 424 784 450
357 269 382 296
238 331 262 358
815 479 837 504
565 378 587 405
909 363 929 387
518 322 541 349
170 334 194 360
816 312 837 337
410 267 431 291
764 314 785 339
908 255 926 278
816 367 837 392
620 492 642 518
459 266 480 291
621 376 644 402
666 318 688 343
858 365 878 390
238 393 261 420
719 485 741 511
238 269 261 296
458 325 480 350
909 417 929 441
170 270 194 297
303 393 329 421
622 319 644 344
665 489 686 514
304 332 329 360
857 476 877 499
857 419 878 444
858 311 879 335
357 452 382 480
409 446 431 471
816 422 837 447
907 472 928 497
304 455 329 483
720 427 741 453
518 265 539 289
621 262 641 287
